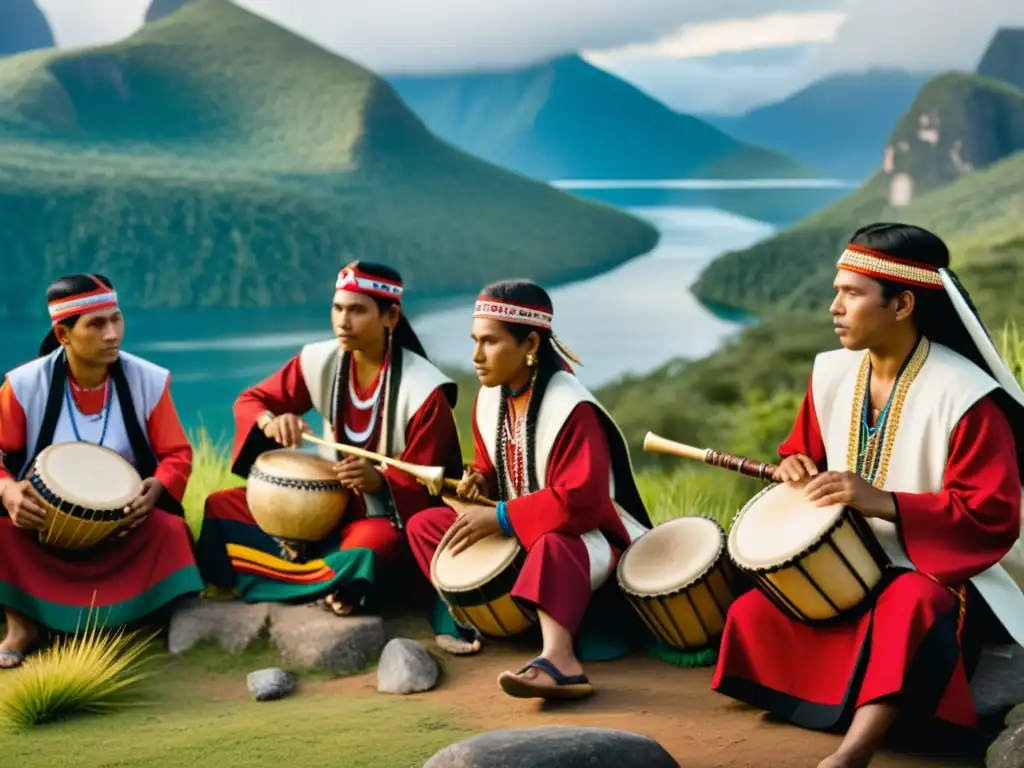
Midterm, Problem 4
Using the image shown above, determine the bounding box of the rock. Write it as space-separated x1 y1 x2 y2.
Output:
972 644 1024 716
247 668 295 702
424 727 680 768
377 638 439 695
987 718 1024 768
268 604 385 673
167 597 270 654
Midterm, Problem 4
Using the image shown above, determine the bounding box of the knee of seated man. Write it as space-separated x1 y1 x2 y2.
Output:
878 571 957 615
528 531 579 555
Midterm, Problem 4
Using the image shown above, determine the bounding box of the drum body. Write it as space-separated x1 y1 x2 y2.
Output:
728 483 891 624
246 449 350 543
617 516 747 650
431 522 536 639
29 442 142 551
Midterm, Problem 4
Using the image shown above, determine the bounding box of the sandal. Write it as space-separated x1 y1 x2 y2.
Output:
0 649 26 670
497 657 594 700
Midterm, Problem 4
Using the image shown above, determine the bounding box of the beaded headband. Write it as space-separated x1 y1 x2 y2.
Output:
837 244 944 289
47 277 119 326
473 299 552 330
336 264 403 302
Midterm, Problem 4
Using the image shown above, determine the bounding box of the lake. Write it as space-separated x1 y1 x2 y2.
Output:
0 180 851 442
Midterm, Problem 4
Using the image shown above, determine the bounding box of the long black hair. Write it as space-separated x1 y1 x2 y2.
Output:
344 261 429 360
850 223 993 374
478 279 569 499
39 274 115 357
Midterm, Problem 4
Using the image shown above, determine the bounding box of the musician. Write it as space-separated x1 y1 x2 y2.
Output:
0 274 203 669
712 223 1024 768
197 261 463 617
405 279 652 699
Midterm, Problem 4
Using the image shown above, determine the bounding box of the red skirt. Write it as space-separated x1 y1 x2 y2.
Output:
711 571 983 730
0 511 203 633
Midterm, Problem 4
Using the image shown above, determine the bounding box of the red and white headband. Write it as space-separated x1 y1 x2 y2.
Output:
473 299 553 330
837 244 943 290
48 281 119 326
336 265 403 302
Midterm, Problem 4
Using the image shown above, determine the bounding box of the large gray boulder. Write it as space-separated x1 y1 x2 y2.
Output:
268 604 385 673
167 597 270 653
987 705 1024 768
973 645 1024 716
424 727 679 767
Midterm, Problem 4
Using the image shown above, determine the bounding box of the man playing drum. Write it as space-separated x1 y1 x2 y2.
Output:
406 279 651 699
0 274 204 669
712 223 1024 767
197 261 463 617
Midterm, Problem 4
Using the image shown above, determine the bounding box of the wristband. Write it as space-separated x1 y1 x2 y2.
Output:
495 501 514 537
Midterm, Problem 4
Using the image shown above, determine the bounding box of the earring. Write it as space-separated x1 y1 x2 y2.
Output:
526 353 536 368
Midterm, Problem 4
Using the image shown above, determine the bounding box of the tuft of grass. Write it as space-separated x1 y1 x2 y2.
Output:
635 467 756 530
0 608 160 730
182 425 244 539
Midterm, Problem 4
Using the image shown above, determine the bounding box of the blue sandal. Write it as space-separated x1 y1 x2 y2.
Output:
0 650 25 670
498 656 594 700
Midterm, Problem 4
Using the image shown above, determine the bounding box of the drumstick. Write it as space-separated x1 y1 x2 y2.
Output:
642 431 779 482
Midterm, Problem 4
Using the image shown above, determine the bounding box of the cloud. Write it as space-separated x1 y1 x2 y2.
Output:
586 10 846 61
36 0 149 49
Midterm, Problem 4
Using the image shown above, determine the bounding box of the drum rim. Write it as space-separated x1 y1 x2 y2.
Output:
616 514 727 598
248 465 345 492
430 522 523 593
727 482 852 575
32 442 141 520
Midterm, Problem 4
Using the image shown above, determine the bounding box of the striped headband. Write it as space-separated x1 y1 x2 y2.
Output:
47 279 119 326
837 244 943 289
473 299 553 330
335 265 403 301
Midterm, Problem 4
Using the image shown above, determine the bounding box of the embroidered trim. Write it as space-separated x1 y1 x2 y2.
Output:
249 467 344 492
474 300 552 330
48 289 120 324
837 245 943 289
846 337 931 488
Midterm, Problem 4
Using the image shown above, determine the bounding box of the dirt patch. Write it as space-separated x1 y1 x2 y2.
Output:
313 642 984 768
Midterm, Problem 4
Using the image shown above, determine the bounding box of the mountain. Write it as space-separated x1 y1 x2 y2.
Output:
146 0 196 22
977 28 1024 92
0 0 53 56
702 70 933 181
0 0 658 321
691 73 1024 322
388 56 815 181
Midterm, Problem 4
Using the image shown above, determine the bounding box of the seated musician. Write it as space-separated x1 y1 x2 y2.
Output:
197 261 463 616
405 279 651 700
0 274 204 669
712 223 1024 768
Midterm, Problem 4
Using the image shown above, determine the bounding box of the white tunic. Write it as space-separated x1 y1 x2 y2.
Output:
811 340 1024 647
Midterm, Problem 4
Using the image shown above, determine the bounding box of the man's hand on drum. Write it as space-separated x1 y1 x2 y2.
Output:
773 453 819 483
445 505 502 556
456 468 489 502
263 413 311 449
121 477 164 531
803 470 896 519
333 457 383 493
0 479 47 530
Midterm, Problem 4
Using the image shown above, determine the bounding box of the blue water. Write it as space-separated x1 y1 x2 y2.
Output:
0 182 848 441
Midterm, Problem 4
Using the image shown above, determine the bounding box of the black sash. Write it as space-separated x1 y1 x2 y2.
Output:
1 354 184 518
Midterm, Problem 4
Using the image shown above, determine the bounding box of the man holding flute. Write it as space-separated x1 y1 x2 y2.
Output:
196 261 464 617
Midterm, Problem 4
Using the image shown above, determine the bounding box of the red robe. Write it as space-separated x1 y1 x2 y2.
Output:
711 381 1021 730
0 370 203 633
197 350 463 605
407 394 631 636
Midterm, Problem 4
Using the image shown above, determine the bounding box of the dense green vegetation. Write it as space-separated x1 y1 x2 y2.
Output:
0 0 657 322
389 54 815 182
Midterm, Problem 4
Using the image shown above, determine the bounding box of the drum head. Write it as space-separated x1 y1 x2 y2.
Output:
729 482 845 569
432 523 520 592
618 516 724 594
253 449 338 482
35 442 142 509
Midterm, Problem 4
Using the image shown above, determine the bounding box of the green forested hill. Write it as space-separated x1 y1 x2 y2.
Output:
0 0 657 320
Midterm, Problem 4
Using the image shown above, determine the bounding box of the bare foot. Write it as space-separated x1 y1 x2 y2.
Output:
817 752 869 768
435 634 482 656
0 623 38 669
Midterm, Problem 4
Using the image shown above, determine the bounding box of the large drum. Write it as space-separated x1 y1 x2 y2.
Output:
246 449 350 543
29 442 143 551
430 499 536 638
728 482 891 623
617 516 747 651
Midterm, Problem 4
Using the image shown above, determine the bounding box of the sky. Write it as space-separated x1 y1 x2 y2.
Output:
33 0 1024 114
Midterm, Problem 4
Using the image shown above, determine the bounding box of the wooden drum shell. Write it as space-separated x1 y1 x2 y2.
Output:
430 526 537 639
728 484 891 625
617 516 749 651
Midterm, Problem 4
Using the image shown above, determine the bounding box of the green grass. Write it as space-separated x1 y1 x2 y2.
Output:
0 649 474 766
0 0 658 321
